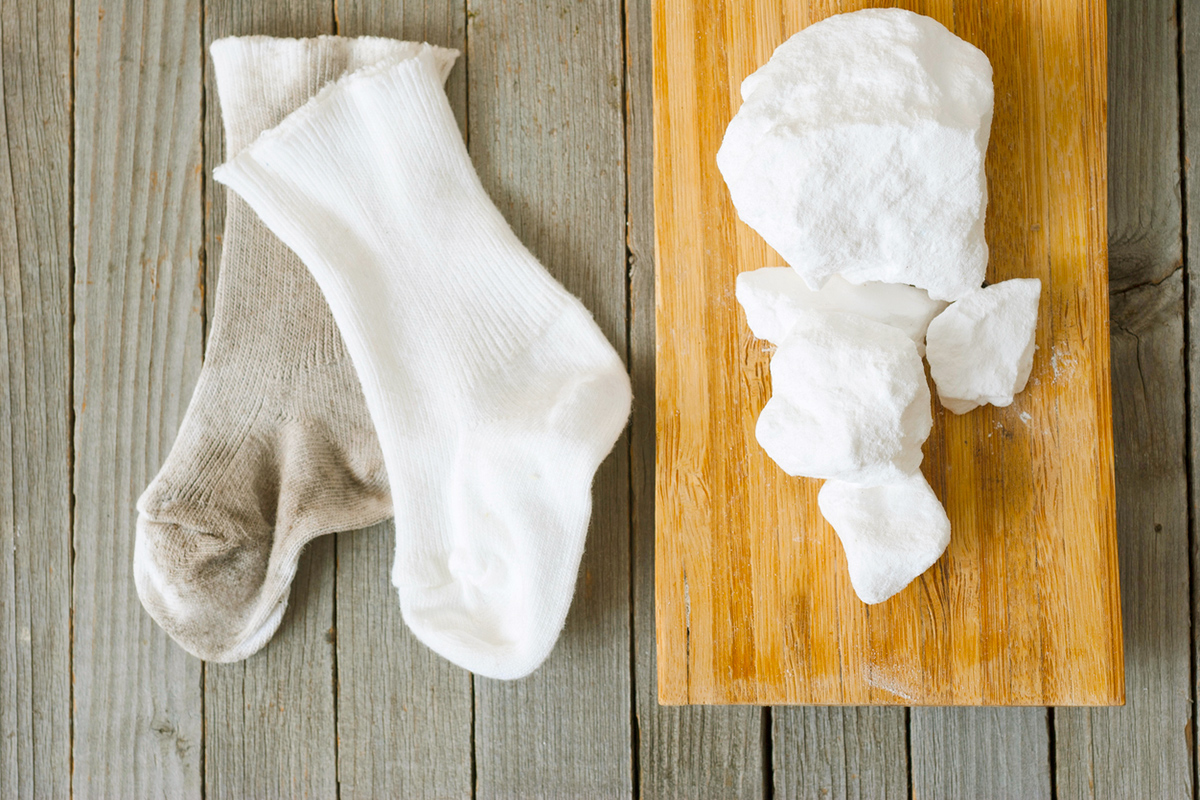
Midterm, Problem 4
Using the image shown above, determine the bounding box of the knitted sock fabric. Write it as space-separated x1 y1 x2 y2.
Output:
134 37 458 662
214 51 632 679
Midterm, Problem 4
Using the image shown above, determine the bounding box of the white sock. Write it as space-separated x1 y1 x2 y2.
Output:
214 51 631 679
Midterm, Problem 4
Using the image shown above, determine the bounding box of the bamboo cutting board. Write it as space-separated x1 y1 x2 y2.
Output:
654 0 1122 705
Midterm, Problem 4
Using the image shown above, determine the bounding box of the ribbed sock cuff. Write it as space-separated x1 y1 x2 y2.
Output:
214 52 575 359
211 35 459 155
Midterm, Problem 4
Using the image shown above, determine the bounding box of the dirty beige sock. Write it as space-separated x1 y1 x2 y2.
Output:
134 36 459 662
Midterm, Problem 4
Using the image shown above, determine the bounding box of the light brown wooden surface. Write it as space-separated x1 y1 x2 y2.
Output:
654 0 1122 705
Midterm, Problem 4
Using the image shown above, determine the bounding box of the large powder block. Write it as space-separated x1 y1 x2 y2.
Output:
716 8 994 301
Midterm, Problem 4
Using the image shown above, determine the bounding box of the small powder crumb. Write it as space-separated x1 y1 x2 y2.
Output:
1050 345 1078 383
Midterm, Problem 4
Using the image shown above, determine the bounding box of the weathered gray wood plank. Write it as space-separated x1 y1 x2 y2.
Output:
332 3 474 799
467 0 632 796
1054 0 1192 796
200 3 340 797
626 0 766 795
911 708 1049 800
774 708 907 800
0 0 72 796
335 520 475 799
1106 0 1183 293
72 0 205 794
1182 0 1200 790
333 0 468 138
1055 274 1192 799
204 550 339 799
204 561 339 796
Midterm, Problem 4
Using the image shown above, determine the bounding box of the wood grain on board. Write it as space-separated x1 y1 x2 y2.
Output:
773 707 909 799
911 707 1051 798
653 0 1121 705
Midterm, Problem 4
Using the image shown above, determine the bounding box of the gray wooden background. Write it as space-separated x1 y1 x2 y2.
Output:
0 0 1192 796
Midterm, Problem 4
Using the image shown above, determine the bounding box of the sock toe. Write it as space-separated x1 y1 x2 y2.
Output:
394 341 631 680
398 572 563 681
134 515 291 662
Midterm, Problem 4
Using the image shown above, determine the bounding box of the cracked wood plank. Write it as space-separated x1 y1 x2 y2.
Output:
911 708 1049 800
1182 0 1200 788
468 0 634 795
775 708 908 800
199 2 340 797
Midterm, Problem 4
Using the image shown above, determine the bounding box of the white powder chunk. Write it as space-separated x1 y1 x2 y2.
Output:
925 278 1041 414
817 473 951 604
736 267 948 355
716 8 994 301
757 310 931 485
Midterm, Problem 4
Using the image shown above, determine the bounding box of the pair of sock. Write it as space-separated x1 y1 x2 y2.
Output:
134 36 631 680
